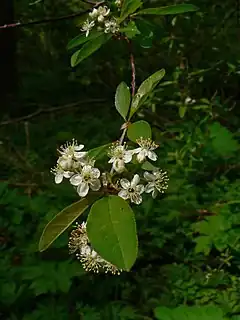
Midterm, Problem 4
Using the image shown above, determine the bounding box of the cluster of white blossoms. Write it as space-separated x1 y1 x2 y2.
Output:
51 138 169 204
81 5 120 37
68 222 121 274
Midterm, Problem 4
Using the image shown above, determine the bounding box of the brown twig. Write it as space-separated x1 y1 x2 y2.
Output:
125 38 136 97
0 99 105 126
0 1 104 30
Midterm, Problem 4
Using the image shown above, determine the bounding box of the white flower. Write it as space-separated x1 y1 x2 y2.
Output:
108 143 133 173
70 165 101 197
144 170 169 198
118 174 144 205
133 137 159 162
89 6 110 22
69 221 121 275
81 19 95 37
58 139 87 161
51 166 73 184
115 0 122 7
104 18 119 34
185 96 196 104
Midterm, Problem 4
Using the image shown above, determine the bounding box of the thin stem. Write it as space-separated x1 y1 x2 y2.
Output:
0 1 104 30
125 38 136 98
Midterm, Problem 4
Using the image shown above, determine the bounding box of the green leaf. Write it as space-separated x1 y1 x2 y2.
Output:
88 143 111 160
127 120 152 142
135 19 154 48
120 21 140 39
179 105 187 118
194 236 211 255
39 195 101 252
154 305 225 320
136 4 199 16
141 161 158 171
130 69 165 118
120 0 143 22
67 31 102 50
209 122 239 157
87 195 138 270
115 82 131 120
71 34 111 67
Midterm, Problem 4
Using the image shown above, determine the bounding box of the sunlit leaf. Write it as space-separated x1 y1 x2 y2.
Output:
71 34 111 67
179 105 187 118
115 82 131 120
87 195 138 270
127 120 152 142
136 4 199 16
120 0 142 22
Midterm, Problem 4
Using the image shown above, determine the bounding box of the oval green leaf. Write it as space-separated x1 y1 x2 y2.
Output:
136 4 199 16
67 31 102 50
115 82 131 120
120 0 143 22
179 105 187 118
71 34 111 67
130 69 165 118
88 143 111 160
86 195 138 271
39 194 102 252
127 120 152 142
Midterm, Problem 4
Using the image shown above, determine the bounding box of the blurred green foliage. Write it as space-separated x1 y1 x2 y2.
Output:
0 0 240 319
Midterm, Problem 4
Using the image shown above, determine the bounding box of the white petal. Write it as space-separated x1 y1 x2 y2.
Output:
132 147 141 154
90 179 101 191
136 184 144 194
77 182 89 197
123 151 133 163
74 151 87 159
137 150 146 162
74 144 84 151
91 168 100 179
70 174 82 186
120 178 130 189
118 190 129 200
145 183 155 193
55 173 63 184
131 193 142 205
108 158 114 164
114 159 125 173
63 171 73 178
144 171 155 182
131 174 140 188
148 151 157 161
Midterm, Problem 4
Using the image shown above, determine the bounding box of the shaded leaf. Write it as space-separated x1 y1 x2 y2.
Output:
87 195 138 270
71 35 111 67
120 21 140 39
127 120 152 142
136 4 199 16
88 143 111 160
39 195 101 252
120 0 142 22
130 69 165 117
179 105 187 118
67 31 102 50
194 236 211 255
115 82 131 120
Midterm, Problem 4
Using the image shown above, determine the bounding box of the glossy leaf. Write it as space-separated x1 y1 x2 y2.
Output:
67 32 102 50
39 195 101 252
120 0 142 22
120 21 140 39
71 35 111 67
115 82 131 120
136 4 199 16
130 69 165 117
127 120 152 142
87 195 138 270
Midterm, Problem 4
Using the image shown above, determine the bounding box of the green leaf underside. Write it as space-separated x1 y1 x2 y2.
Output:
179 105 187 118
115 82 131 120
71 34 111 67
88 143 112 160
67 31 102 50
120 0 143 22
87 195 138 270
154 305 225 320
127 120 152 142
136 4 199 16
130 69 165 117
39 195 101 252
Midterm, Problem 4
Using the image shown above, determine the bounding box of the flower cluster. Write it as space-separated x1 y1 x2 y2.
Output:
81 5 120 37
68 222 121 275
51 138 169 203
